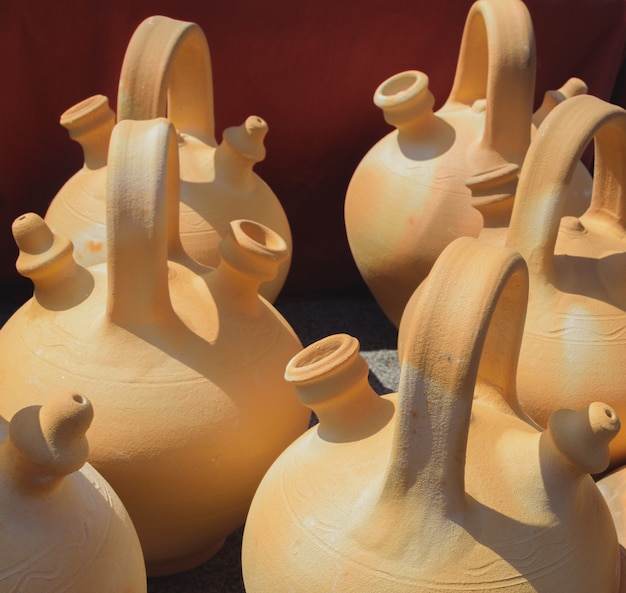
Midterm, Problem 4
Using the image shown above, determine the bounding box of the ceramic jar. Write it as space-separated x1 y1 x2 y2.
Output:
344 0 591 326
44 15 291 302
242 237 621 593
0 392 146 592
0 118 309 576
503 94 626 470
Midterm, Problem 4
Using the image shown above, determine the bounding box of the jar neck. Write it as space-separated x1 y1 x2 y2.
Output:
374 70 436 136
61 95 115 170
286 334 393 442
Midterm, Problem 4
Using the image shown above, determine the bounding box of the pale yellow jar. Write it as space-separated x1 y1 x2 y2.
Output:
0 392 146 592
45 15 291 302
344 0 591 326
0 118 309 576
243 237 621 593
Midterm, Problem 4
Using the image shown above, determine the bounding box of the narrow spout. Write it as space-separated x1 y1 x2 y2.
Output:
60 94 115 170
215 116 268 189
543 402 620 475
285 334 393 442
3 393 93 492
533 78 588 128
12 213 92 308
222 116 267 162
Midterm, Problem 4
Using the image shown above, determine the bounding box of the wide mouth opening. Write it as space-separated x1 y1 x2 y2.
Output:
374 70 429 108
60 94 110 126
286 334 360 383
232 219 287 255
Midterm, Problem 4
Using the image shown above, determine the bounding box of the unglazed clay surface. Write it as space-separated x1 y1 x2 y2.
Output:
242 237 621 593
344 0 591 326
505 94 626 468
397 95 626 469
1 118 309 576
45 15 291 302
0 392 146 592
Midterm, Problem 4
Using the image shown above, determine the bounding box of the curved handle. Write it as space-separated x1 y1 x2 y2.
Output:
106 118 181 327
446 0 536 195
117 15 215 145
506 95 626 280
382 237 529 513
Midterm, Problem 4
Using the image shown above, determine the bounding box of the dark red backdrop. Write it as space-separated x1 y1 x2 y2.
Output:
1 0 625 304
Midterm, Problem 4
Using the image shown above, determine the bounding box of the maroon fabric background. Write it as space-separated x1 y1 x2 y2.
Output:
1 0 625 304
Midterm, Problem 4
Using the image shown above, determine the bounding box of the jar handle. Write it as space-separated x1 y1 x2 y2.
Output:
117 15 215 145
382 237 530 510
446 0 536 200
506 95 626 281
105 118 181 327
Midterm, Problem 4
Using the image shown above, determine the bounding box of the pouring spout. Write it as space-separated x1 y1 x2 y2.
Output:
542 402 620 476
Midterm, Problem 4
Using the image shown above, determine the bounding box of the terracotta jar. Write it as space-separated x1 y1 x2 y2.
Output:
502 94 626 470
344 0 591 326
44 15 291 302
0 392 146 592
242 237 621 593
0 118 309 576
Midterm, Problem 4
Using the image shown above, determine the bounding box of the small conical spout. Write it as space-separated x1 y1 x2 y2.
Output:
214 116 268 189
60 94 115 170
533 77 588 128
222 116 267 162
3 393 93 492
542 402 620 475
12 213 92 309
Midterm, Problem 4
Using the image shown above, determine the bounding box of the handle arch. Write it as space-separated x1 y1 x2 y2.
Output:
446 0 536 194
506 95 626 280
385 237 530 508
117 15 215 145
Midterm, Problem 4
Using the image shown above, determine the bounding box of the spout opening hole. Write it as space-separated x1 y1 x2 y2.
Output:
72 394 86 405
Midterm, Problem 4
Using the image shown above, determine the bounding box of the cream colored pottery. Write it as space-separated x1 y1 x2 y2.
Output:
344 0 591 327
0 118 309 576
242 236 621 593
504 94 626 470
44 15 291 302
398 95 626 469
598 467 626 593
0 392 146 592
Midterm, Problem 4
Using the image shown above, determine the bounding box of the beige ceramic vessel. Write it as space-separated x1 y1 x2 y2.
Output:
0 392 146 592
398 95 626 469
344 0 591 326
242 236 621 593
0 118 309 576
44 15 291 302
505 94 626 469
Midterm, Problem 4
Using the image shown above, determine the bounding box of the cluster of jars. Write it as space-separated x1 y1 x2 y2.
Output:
3 1 626 592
